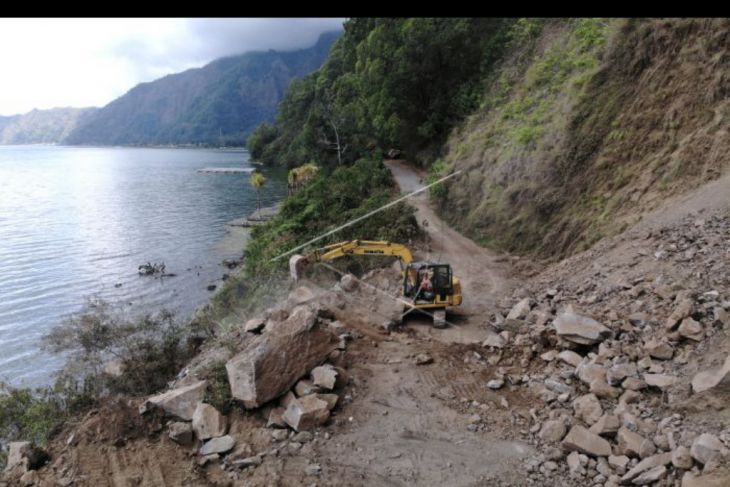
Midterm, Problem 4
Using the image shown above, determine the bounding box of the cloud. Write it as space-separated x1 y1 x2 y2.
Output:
0 18 345 116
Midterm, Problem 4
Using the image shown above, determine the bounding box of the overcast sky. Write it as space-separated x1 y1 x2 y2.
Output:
0 18 345 116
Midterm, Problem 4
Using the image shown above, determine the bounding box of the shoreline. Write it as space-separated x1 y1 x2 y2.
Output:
191 202 282 321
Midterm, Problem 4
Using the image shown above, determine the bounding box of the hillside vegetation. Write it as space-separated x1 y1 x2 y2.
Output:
240 18 514 287
250 19 729 264
438 18 730 258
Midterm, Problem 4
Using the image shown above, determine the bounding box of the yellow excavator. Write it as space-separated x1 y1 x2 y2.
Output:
289 240 462 328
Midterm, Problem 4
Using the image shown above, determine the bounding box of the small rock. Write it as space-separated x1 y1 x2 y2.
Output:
644 374 677 390
631 465 666 485
621 452 672 483
558 350 583 367
192 402 227 440
562 425 612 457
483 333 506 348
168 422 194 445
283 394 330 431
622 377 648 391
589 414 620 437
618 427 649 458
294 379 320 397
143 380 207 421
540 420 567 443
665 298 693 330
291 431 313 443
340 274 359 292
305 463 322 475
678 317 704 341
681 469 730 487
644 339 674 360
233 455 263 469
671 446 693 469
609 454 629 471
567 451 582 472
692 355 730 393
573 394 603 426
267 407 287 428
415 353 433 365
272 429 289 441
199 435 235 456
541 350 558 362
487 379 504 390
244 318 266 333
589 379 620 399
311 365 338 390
691 433 729 465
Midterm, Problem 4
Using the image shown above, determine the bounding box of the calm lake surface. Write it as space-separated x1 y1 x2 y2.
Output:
0 146 287 387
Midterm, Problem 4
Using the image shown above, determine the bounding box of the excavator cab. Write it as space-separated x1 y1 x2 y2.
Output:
404 263 453 303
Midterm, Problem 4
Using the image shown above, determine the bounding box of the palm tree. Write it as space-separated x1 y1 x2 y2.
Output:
250 170 267 218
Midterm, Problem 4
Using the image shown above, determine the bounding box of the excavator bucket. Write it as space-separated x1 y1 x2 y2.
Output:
289 254 309 281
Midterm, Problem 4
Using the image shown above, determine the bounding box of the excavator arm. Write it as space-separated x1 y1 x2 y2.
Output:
290 240 413 280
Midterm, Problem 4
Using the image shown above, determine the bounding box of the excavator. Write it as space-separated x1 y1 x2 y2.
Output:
289 240 462 328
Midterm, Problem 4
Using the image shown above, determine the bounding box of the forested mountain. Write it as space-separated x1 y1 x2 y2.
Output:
64 31 340 147
247 18 730 268
0 107 96 144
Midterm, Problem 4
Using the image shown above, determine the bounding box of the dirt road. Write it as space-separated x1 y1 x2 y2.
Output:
386 160 515 343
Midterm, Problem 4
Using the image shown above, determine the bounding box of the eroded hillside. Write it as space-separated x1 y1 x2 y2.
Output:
439 18 730 258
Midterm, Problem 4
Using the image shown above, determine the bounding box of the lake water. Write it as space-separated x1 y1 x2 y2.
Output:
0 146 287 387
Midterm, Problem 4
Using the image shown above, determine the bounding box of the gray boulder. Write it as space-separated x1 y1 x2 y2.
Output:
553 312 612 345
226 306 338 408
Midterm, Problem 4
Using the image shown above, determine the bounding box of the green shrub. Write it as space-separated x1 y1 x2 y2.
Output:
43 298 197 397
202 362 234 415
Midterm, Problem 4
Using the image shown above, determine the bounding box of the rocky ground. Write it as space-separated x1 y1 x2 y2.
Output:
3 166 730 487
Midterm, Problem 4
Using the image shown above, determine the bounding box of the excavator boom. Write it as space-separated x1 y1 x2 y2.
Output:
290 240 412 280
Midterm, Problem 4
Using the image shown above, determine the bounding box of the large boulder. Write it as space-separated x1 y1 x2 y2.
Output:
226 306 338 408
554 312 612 345
142 380 207 420
192 403 227 440
692 354 730 393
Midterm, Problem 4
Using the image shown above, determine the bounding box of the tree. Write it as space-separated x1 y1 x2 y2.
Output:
288 162 320 194
250 170 267 218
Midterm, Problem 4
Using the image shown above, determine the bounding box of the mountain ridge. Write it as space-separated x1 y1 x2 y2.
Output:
0 31 340 146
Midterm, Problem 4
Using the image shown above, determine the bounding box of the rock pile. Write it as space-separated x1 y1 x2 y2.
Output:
486 213 730 485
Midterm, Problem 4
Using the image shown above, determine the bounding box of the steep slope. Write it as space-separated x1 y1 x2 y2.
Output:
0 107 96 144
437 18 730 259
65 31 340 147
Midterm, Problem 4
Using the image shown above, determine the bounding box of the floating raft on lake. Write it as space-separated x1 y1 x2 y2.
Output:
197 167 254 173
